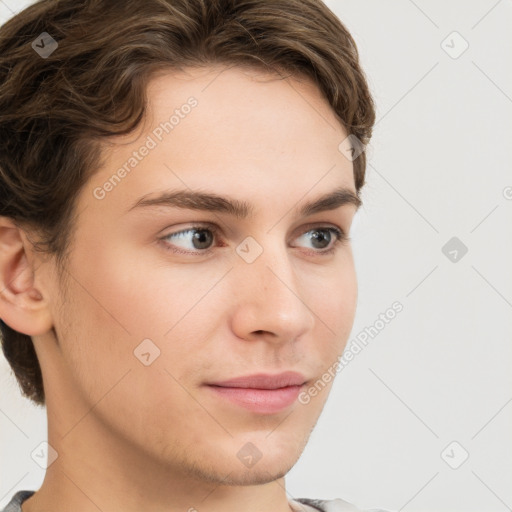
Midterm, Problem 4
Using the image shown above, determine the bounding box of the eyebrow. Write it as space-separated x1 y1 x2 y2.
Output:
128 186 361 218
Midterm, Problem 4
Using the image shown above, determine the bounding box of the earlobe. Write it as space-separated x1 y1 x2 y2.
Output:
0 216 53 336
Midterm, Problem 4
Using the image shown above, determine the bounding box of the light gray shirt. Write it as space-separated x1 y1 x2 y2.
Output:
2 490 392 512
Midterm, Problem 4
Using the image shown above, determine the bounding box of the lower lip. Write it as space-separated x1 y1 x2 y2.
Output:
206 385 302 414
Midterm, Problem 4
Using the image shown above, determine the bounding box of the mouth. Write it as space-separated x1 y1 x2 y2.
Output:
204 371 307 414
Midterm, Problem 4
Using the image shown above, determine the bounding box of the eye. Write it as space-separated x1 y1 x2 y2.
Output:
160 225 220 255
158 224 348 256
292 227 347 255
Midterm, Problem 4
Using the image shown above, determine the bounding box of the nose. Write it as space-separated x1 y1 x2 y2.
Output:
229 238 316 344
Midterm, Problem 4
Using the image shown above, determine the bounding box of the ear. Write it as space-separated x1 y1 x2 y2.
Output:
0 216 53 336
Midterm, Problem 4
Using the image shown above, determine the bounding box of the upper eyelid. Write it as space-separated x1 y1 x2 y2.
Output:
161 221 345 238
160 223 346 250
158 224 348 259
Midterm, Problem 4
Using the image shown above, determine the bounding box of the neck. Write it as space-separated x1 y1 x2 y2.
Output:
23 404 294 512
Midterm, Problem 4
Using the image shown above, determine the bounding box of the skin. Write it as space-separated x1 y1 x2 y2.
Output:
0 65 360 512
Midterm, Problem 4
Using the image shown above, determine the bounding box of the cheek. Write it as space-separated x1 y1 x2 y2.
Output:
66 237 190 340
57 241 222 391
315 254 357 326
308 255 357 361
52 268 204 444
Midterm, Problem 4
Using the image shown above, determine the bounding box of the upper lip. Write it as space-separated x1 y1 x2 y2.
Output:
207 371 307 390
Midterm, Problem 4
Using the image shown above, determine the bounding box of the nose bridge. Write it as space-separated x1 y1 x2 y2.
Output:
231 232 314 339
238 232 294 293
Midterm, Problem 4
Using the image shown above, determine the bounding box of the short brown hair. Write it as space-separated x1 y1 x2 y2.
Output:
0 0 376 406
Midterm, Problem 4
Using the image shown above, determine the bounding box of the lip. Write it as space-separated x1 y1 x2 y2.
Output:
205 371 307 414
207 371 307 389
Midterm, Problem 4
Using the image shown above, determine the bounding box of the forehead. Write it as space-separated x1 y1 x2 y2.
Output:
87 65 355 218
146 64 330 115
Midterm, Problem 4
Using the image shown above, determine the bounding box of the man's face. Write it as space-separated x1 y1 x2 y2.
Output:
36 66 359 485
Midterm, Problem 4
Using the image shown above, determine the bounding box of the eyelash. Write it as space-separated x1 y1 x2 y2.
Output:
158 224 349 257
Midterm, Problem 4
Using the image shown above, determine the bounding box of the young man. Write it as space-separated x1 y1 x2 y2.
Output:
0 1 388 511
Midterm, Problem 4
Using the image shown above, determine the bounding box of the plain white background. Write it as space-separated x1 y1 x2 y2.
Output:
1 1 511 511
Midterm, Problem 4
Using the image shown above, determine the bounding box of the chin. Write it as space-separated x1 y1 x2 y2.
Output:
177 440 304 487
171 454 295 487
223 438 305 486
222 466 291 486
